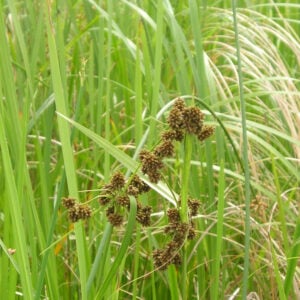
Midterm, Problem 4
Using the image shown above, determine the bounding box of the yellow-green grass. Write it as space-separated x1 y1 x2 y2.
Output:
0 1 299 299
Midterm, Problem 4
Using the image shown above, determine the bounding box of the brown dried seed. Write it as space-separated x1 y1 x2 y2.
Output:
188 198 201 216
110 172 125 190
173 98 186 110
167 107 185 130
197 125 215 141
107 213 123 227
183 106 204 135
62 197 76 209
154 140 175 158
167 208 181 224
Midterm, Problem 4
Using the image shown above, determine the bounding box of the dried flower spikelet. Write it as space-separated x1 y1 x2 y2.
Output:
99 195 111 206
173 98 186 110
78 204 92 219
110 172 125 190
167 107 185 130
139 150 164 183
171 253 182 266
154 241 182 270
116 195 130 208
173 222 189 244
167 99 187 132
161 129 183 142
62 197 76 209
127 185 140 196
188 198 201 216
183 106 204 135
167 208 181 224
154 139 174 158
139 150 164 170
68 204 82 222
153 249 167 270
197 125 215 141
187 226 196 240
107 213 123 227
128 175 149 194
164 223 177 234
147 171 162 184
136 205 152 226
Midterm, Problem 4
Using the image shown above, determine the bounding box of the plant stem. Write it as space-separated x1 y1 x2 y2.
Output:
180 134 193 300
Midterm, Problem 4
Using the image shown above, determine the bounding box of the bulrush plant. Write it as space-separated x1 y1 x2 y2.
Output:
63 98 214 270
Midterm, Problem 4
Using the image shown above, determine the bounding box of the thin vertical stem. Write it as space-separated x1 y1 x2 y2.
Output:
232 2 252 299
180 134 193 300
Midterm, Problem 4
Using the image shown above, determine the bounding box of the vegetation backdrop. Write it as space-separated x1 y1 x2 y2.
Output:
0 1 299 299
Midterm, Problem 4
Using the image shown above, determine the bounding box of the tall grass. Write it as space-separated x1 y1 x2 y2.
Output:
0 1 299 299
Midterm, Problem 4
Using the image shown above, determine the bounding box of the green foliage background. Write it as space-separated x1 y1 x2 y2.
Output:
0 1 299 299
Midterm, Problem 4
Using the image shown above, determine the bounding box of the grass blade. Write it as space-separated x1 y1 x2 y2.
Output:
95 196 137 299
232 2 252 298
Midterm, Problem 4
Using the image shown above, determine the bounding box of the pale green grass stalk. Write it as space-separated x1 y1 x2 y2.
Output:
104 0 112 180
271 155 289 254
270 239 287 300
168 265 180 300
95 196 137 299
148 0 164 145
44 2 88 299
284 220 300 297
0 97 33 300
87 223 113 294
232 1 252 298
180 134 193 300
211 159 225 300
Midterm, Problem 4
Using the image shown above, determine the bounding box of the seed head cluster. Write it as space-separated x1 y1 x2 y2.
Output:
97 171 152 227
62 197 92 223
153 203 199 270
139 98 214 185
167 98 214 142
188 198 201 217
62 97 214 273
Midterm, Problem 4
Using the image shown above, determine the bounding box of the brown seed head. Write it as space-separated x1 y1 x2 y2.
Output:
110 172 125 190
139 150 164 183
154 139 174 158
62 197 76 209
99 195 111 206
197 125 215 141
167 107 185 130
127 175 150 194
136 205 152 226
78 204 92 219
187 226 197 240
116 195 130 208
107 213 123 227
127 185 139 196
68 205 81 222
173 98 186 110
173 222 189 244
167 208 181 224
183 106 204 135
161 129 184 142
188 198 201 216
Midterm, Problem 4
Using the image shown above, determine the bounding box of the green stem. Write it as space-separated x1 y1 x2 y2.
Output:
232 1 252 298
180 134 193 300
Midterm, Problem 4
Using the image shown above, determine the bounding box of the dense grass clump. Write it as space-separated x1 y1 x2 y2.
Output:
0 1 299 299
